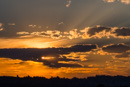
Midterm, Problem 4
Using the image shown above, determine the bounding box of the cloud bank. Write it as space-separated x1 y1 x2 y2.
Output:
16 26 130 39
0 44 97 68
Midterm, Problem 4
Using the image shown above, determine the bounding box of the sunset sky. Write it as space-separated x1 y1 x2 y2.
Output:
0 0 130 78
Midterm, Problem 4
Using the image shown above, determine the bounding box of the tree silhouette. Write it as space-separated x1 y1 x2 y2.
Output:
0 75 129 87
97 84 105 87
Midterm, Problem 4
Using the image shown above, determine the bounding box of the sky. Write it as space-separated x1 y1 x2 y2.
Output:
0 0 130 78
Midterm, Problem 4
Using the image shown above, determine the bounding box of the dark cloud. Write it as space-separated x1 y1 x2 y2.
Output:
87 26 111 36
113 28 130 36
81 26 130 39
102 43 130 59
102 44 130 53
115 52 130 58
0 44 97 68
41 56 82 68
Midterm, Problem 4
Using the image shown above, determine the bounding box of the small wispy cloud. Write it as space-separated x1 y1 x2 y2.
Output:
0 28 3 31
103 0 115 3
17 31 29 35
58 22 64 25
0 22 3 31
0 23 2 27
66 0 72 7
8 23 15 26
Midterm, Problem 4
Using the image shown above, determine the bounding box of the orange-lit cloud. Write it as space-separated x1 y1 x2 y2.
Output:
0 57 129 78
0 22 3 31
121 0 130 4
68 29 80 39
103 0 115 3
28 24 42 29
0 28 3 31
80 26 130 39
17 30 62 39
16 26 130 39
17 31 29 35
104 0 130 4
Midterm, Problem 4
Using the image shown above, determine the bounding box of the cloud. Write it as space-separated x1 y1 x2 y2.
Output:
17 30 62 39
0 44 97 68
68 29 80 39
102 43 130 53
113 27 130 36
58 22 64 25
121 0 130 4
115 52 130 58
0 28 3 31
43 59 82 68
0 23 2 27
103 0 115 3
16 26 130 40
102 43 130 58
14 25 130 42
80 26 113 39
17 31 29 35
66 0 72 7
8 23 15 26
80 26 130 39
0 23 3 31
86 25 111 36
103 0 130 4
28 24 42 29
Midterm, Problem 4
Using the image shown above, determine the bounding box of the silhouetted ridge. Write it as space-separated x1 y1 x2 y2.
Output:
0 75 129 87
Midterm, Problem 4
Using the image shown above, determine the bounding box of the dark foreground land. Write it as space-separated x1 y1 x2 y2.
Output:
0 75 129 87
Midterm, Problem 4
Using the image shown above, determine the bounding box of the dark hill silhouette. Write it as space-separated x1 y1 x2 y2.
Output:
0 75 129 87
